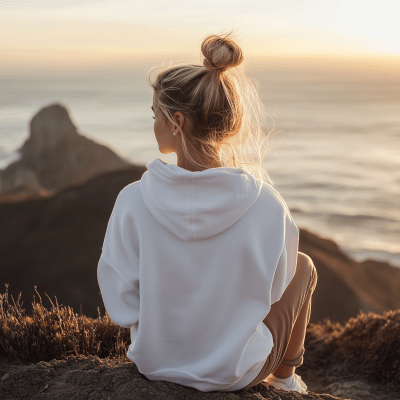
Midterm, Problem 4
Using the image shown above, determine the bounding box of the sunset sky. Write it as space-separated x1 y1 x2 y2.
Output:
1 0 400 75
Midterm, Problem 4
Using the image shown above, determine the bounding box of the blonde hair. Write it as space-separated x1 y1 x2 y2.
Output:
147 32 273 186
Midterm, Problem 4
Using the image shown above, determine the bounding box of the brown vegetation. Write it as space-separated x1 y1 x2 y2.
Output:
0 285 129 363
304 310 400 391
1 285 399 400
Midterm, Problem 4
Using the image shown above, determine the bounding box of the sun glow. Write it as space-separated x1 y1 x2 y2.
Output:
1 0 399 76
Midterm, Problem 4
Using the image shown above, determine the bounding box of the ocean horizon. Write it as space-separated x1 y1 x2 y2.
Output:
1 66 399 268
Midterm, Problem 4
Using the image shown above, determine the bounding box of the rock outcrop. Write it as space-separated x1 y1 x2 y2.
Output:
0 355 346 400
1 350 398 399
0 103 133 199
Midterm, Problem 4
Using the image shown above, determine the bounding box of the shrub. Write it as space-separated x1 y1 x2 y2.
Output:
0 285 129 363
1 285 399 391
305 310 400 390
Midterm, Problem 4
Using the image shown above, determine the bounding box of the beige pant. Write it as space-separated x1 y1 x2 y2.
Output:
238 253 318 391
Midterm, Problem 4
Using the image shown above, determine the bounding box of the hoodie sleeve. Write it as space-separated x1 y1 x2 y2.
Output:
270 212 299 305
97 189 140 329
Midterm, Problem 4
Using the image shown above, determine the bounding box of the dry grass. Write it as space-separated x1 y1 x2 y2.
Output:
1 285 399 391
305 309 400 390
0 285 130 363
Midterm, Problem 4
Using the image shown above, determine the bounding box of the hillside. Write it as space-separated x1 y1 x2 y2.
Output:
1 162 400 324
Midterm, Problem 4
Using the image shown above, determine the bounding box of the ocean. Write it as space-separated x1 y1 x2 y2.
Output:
1 66 399 268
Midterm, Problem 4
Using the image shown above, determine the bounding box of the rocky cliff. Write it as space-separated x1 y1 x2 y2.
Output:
0 103 133 198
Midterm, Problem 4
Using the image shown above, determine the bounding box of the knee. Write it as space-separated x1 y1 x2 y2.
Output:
297 252 317 288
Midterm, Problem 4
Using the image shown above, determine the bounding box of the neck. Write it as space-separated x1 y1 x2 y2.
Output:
176 140 222 172
177 152 222 172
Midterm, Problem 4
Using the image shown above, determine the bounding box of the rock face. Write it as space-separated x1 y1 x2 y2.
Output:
0 356 346 400
1 353 398 399
0 103 132 198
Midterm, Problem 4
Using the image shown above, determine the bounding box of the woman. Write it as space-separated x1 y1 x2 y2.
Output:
97 33 317 393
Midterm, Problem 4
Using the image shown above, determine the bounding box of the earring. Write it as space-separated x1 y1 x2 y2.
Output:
173 132 176 136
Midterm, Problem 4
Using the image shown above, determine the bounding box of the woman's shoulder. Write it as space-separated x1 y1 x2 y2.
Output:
113 181 143 210
258 181 292 216
260 182 299 237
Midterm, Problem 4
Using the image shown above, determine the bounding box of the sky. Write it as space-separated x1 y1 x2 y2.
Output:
1 0 400 75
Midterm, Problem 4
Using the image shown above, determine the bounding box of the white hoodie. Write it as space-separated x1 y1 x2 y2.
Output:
97 157 299 392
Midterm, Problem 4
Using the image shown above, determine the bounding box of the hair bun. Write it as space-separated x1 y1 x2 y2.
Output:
201 34 244 73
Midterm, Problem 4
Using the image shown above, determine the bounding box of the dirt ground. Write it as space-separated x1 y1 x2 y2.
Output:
0 355 397 400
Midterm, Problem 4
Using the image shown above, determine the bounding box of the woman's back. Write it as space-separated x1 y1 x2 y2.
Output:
98 157 299 391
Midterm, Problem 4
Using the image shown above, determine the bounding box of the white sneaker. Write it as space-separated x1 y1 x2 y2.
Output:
263 373 308 394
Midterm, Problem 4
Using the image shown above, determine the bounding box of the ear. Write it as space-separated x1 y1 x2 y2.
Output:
173 111 185 130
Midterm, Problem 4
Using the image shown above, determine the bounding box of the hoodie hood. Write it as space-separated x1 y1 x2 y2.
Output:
140 158 263 241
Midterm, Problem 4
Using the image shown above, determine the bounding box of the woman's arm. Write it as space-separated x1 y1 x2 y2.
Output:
98 255 139 328
97 187 140 329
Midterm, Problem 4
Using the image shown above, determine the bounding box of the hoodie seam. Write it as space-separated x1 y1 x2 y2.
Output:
262 182 293 219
